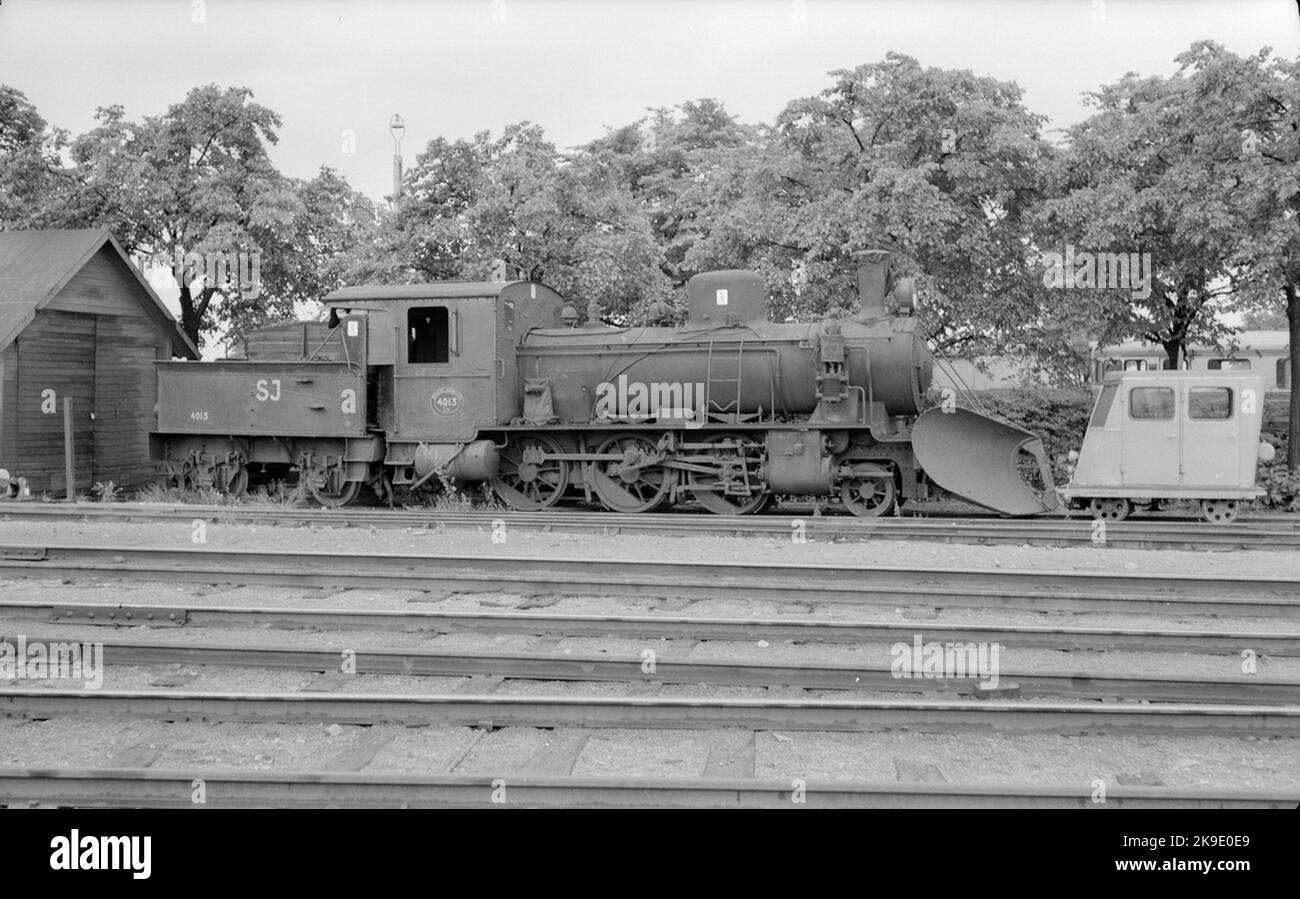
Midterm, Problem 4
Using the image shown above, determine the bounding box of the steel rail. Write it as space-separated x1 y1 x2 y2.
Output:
1 768 1292 808
6 600 1297 656
0 544 1296 616
9 633 1296 704
5 502 1300 550
3 688 1298 734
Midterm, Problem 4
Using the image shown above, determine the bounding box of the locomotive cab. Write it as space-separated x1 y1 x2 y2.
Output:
321 280 567 490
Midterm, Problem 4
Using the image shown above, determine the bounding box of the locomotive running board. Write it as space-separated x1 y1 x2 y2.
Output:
912 407 1058 515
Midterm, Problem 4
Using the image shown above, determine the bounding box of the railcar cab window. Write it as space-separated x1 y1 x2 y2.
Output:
1090 384 1118 427
1129 386 1174 420
1208 358 1252 371
1188 387 1232 420
408 307 450 364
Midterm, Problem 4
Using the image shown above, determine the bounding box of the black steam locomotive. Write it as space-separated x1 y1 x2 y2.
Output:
151 251 1056 516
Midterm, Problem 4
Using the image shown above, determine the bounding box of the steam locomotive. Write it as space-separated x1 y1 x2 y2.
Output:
150 252 1056 516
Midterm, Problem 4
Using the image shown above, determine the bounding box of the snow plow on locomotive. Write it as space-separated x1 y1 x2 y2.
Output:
150 251 1058 516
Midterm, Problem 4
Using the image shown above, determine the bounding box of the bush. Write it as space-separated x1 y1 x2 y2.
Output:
1252 433 1300 511
969 388 1093 484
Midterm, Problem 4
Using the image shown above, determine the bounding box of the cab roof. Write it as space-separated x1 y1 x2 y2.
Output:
1100 369 1263 385
325 280 554 303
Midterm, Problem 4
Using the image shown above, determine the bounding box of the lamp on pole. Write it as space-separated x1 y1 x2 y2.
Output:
389 114 405 200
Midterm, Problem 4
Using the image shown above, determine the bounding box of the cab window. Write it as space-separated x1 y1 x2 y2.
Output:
1188 387 1232 420
408 307 449 363
1129 387 1174 420
1090 384 1117 428
1208 358 1251 370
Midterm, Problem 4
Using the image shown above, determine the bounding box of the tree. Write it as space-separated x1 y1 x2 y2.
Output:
358 122 668 320
1171 43 1300 466
580 98 752 301
257 167 380 324
1042 42 1300 465
682 54 1053 352
67 85 302 347
1036 53 1264 369
0 84 78 229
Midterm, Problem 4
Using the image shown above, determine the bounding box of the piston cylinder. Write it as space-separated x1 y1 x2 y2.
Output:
763 430 834 494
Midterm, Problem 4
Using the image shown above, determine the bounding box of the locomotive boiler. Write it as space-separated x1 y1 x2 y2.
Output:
150 251 1056 516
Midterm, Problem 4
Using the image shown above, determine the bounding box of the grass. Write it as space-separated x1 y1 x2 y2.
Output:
401 479 506 513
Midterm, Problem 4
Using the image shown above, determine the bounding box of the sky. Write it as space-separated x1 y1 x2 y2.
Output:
2 0 1297 203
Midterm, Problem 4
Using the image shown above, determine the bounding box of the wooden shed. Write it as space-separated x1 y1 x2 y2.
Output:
0 228 199 496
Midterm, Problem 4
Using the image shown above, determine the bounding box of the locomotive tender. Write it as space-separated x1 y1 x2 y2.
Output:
151 251 1057 516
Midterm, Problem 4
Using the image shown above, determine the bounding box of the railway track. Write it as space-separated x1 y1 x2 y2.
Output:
6 599 1299 656
5 632 1294 704
5 501 1300 550
4 542 1295 809
1 544 1297 617
2 768 1291 809
3 688 1298 734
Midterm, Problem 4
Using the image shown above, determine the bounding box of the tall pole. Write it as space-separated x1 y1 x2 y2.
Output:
63 396 75 501
389 114 405 200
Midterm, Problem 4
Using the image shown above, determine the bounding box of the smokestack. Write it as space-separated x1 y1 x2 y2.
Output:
853 249 890 319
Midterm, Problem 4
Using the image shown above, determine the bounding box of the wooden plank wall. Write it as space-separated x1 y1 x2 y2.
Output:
93 316 165 487
13 310 96 495
47 246 149 317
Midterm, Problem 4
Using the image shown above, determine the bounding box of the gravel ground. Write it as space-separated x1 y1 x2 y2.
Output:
0 718 1294 792
3 620 1297 682
3 575 1295 639
5 518 1300 578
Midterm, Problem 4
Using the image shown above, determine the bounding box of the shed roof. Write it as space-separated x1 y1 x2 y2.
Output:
0 228 199 358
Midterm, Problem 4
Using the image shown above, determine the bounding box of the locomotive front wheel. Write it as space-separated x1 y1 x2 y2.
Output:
591 435 671 513
688 434 771 515
840 475 897 518
490 434 569 511
1089 497 1131 521
1200 499 1239 524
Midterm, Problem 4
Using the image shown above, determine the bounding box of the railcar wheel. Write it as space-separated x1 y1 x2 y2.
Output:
305 469 362 508
591 434 672 513
840 474 897 518
1200 499 1239 524
219 465 249 499
1089 497 1131 521
490 434 569 511
687 433 771 515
